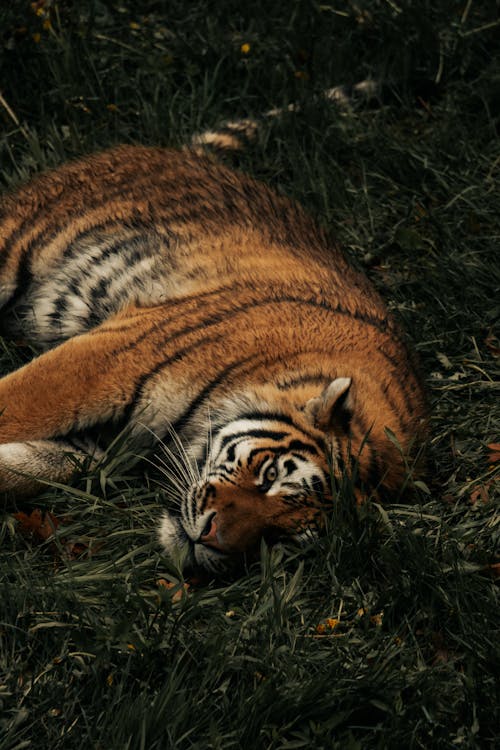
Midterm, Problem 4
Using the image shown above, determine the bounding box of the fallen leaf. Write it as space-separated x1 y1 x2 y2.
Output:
14 509 59 542
484 334 500 357
14 509 93 560
157 579 190 602
325 618 340 630
486 443 500 464
436 352 453 370
485 562 500 579
469 483 491 505
431 631 452 665
64 541 93 559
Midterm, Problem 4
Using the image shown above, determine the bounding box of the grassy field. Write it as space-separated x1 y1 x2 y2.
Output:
0 1 499 748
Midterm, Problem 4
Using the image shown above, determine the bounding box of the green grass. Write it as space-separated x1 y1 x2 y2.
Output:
0 1 499 748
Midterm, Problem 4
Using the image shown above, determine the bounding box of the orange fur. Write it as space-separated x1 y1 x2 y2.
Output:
0 143 427 563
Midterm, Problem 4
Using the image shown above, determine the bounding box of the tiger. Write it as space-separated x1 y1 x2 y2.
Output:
0 117 427 574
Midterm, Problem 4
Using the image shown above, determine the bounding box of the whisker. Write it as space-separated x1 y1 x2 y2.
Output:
154 465 189 495
154 482 182 508
143 456 189 498
153 449 191 486
163 422 199 483
203 408 214 481
138 421 198 488
140 444 191 497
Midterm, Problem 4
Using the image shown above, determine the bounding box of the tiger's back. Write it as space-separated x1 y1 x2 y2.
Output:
0 142 427 572
1 145 384 333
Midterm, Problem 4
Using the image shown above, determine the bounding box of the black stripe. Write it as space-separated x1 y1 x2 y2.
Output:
1 220 141 310
118 289 403 436
234 411 326 453
219 429 290 453
90 282 239 342
11 267 410 433
91 286 394 360
61 222 139 261
287 439 321 456
379 378 411 437
127 349 264 431
0 159 178 273
206 469 239 486
377 339 425 421
311 474 327 495
276 373 330 390
3 251 33 310
48 278 85 327
170 356 264 437
121 331 225 423
247 445 289 465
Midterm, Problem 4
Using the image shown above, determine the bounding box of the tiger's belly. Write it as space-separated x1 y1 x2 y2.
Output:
3 231 173 348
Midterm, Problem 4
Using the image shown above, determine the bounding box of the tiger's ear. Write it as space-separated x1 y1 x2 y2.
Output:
304 377 353 433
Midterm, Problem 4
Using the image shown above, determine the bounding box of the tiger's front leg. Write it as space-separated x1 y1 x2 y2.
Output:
0 304 170 497
0 328 129 495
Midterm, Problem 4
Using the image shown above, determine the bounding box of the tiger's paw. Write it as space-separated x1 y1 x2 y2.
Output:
0 442 40 495
0 439 95 497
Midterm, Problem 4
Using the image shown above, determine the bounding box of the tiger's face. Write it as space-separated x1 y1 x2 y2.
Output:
157 382 356 573
158 378 354 573
159 421 331 572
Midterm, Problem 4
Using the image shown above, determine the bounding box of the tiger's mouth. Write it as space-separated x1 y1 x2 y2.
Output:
160 507 277 575
159 505 315 576
159 509 232 573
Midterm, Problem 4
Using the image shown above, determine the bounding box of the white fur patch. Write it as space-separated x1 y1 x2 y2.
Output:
158 512 186 553
0 440 89 493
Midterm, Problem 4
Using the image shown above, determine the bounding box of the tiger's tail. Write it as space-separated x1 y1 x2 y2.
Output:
189 79 380 159
190 118 261 157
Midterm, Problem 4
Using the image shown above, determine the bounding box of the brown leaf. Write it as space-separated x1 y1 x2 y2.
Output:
469 484 491 505
64 542 93 559
486 562 500 579
486 443 500 464
14 509 94 560
484 334 500 357
431 631 453 665
14 509 59 542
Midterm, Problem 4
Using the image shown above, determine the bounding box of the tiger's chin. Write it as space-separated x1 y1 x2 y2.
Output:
158 511 233 575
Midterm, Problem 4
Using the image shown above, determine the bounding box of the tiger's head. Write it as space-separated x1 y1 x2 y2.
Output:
158 377 354 573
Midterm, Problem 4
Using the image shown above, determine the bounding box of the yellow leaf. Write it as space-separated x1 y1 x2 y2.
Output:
325 618 339 630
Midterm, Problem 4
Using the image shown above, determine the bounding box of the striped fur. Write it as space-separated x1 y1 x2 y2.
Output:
0 135 427 572
190 80 380 158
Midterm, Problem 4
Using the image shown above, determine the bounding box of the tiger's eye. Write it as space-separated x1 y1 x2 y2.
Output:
264 465 277 483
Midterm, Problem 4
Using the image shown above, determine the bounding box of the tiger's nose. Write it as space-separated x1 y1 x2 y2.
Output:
199 512 222 550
